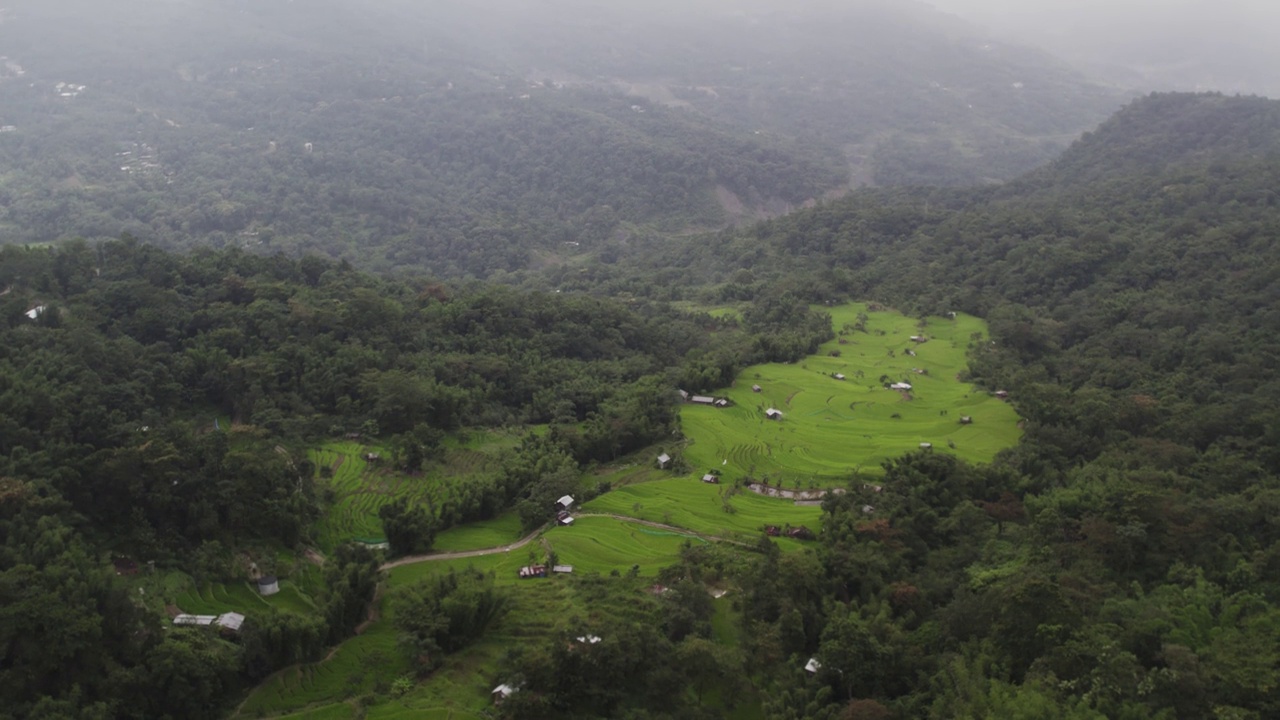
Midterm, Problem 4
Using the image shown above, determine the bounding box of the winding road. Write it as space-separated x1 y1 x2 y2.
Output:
378 513 746 571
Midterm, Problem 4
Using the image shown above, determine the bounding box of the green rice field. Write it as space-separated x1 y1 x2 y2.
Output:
312 430 525 552
583 480 822 544
681 303 1021 484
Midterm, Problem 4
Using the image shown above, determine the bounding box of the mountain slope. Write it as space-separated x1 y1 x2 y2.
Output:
0 0 1125 275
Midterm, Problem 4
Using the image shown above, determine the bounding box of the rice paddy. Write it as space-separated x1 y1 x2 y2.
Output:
680 303 1021 485
312 430 525 552
236 303 1019 718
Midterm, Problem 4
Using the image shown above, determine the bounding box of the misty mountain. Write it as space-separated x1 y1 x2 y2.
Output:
0 0 1125 274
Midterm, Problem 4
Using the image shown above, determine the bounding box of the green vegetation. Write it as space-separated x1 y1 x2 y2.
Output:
682 303 1022 483
585 483 821 544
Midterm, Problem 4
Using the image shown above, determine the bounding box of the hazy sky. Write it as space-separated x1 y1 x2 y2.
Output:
924 0 1280 96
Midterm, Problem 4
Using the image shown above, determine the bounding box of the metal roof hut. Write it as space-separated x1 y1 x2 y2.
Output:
766 408 783 420
257 576 280 596
556 495 575 511
752 384 762 393
702 474 720 484
492 684 516 705
805 657 822 674
657 453 672 469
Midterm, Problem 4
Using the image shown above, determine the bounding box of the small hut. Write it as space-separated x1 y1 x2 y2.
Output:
766 408 783 420
834 373 846 381
552 565 574 574
702 474 720 484
919 442 933 450
657 453 672 469
805 657 822 674
519 565 548 579
492 684 516 705
995 390 1010 399
959 416 973 425
752 384 762 393
557 510 575 526
556 495 575 511
257 576 280 596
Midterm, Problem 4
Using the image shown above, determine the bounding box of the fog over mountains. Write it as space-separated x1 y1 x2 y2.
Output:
927 0 1280 98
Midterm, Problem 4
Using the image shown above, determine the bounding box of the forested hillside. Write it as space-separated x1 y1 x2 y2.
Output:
0 0 1123 274
552 92 1280 718
0 237 835 719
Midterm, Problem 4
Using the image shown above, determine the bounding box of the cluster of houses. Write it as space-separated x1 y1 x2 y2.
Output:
556 495 575 526
170 575 281 634
764 525 815 540
518 564 574 579
679 390 730 408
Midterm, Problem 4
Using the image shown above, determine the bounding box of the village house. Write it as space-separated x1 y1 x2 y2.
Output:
689 395 717 405
552 565 574 574
557 510 575 526
657 453 671 469
556 495 575 511
890 382 912 391
257 576 280 596
702 474 720 484
834 373 846 380
766 408 783 420
519 565 548 579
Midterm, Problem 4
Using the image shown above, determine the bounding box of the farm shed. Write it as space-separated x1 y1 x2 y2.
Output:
752 384 762 393
787 526 816 540
216 612 245 632
557 510 575 526
519 565 548 579
173 614 216 627
257 576 280 596
890 382 913 391
552 565 574 574
492 684 516 705
25 305 46 320
995 390 1010 399
834 373 846 380
702 474 720 484
805 657 822 674
690 395 717 405
959 416 973 425
910 335 928 343
766 408 783 420
714 398 730 407
657 453 671 469
556 495 575 511
919 442 933 450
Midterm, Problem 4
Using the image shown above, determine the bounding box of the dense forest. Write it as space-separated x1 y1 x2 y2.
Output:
513 92 1280 719
3 11 1280 714
0 236 839 718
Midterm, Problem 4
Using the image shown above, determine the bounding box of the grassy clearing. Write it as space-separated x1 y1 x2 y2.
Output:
242 545 668 718
681 303 1021 484
543 516 693 576
312 429 525 552
584 479 822 544
430 512 524 553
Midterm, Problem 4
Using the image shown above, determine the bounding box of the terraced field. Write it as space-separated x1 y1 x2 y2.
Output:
543 516 697 575
681 303 1021 485
583 480 822 545
313 431 524 552
237 531 668 719
172 575 318 616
